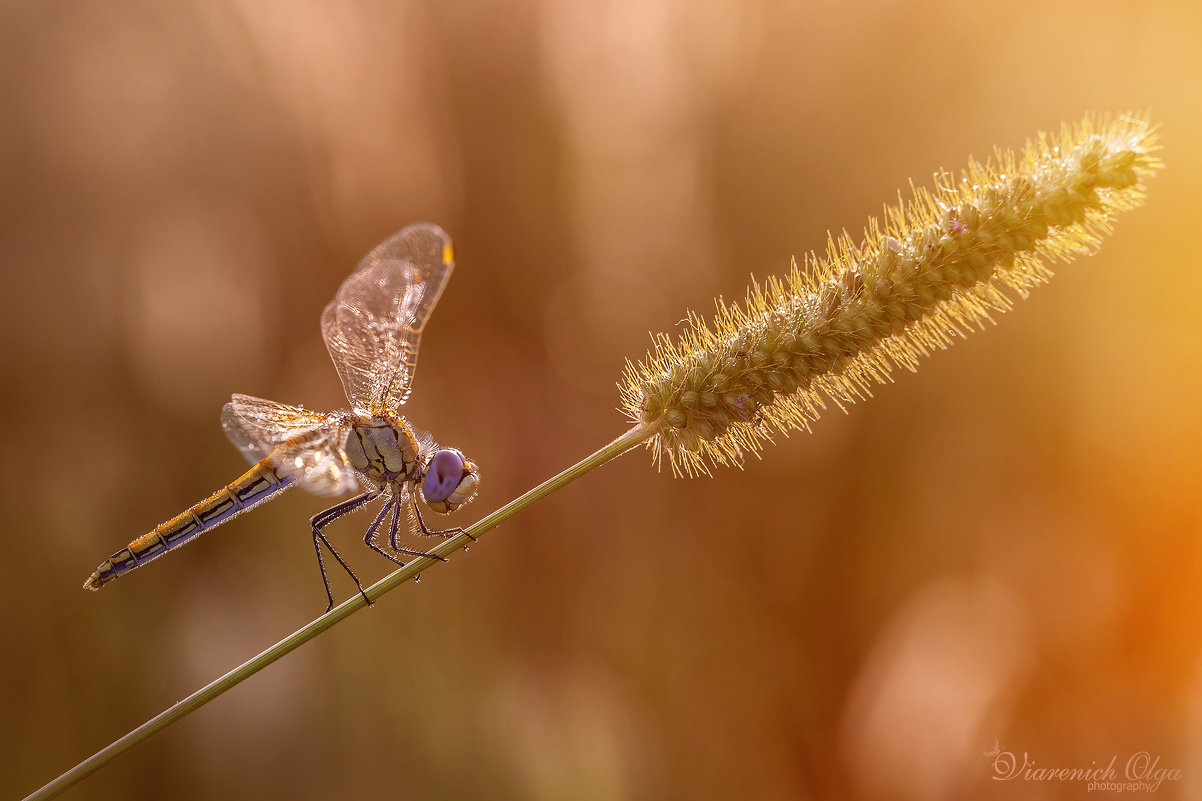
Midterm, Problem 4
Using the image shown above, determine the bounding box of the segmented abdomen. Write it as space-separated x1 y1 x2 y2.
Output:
83 460 294 590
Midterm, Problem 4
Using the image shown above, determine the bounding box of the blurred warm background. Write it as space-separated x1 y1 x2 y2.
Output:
3 1 1200 799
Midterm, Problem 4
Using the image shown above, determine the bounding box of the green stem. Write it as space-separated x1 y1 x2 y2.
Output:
23 423 653 801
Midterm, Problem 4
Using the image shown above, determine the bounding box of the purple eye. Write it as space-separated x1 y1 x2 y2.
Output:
423 449 465 503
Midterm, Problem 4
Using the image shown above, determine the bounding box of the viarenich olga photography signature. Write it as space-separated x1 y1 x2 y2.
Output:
986 741 1183 793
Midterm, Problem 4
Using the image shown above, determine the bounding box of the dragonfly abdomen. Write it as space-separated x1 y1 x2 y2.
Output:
83 460 293 590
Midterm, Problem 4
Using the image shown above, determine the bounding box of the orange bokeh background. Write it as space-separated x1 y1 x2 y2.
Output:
3 1 1201 799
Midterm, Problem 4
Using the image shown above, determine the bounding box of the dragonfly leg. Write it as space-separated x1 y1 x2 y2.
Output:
411 499 476 541
368 491 448 562
387 498 402 551
362 495 419 567
311 490 379 612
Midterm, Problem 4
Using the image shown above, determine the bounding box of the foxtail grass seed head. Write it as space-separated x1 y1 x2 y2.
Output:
621 113 1162 476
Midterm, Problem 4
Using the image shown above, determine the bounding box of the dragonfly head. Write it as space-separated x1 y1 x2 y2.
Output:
420 448 480 513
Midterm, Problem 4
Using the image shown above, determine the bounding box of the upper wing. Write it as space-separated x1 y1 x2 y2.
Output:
321 222 455 416
221 394 359 497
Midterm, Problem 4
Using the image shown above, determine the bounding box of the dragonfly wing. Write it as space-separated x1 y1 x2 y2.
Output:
221 394 359 497
264 424 361 497
221 394 330 461
321 223 454 416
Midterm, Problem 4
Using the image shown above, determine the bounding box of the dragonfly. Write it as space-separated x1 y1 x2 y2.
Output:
84 222 481 611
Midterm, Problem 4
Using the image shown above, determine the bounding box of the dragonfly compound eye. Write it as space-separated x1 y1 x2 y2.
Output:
423 449 467 504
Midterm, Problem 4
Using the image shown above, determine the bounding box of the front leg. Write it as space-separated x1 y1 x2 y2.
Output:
411 499 477 542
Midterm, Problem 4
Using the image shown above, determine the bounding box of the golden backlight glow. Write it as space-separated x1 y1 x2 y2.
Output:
3 2 1201 800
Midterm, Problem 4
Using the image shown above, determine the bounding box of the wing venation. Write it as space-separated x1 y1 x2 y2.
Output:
321 222 454 415
221 394 358 497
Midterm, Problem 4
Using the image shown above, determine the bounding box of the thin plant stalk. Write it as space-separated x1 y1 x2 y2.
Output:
21 424 652 801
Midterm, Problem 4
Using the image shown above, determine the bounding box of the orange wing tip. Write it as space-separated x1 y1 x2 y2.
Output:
442 242 454 266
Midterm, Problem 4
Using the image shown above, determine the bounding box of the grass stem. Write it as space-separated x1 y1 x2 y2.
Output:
23 423 652 801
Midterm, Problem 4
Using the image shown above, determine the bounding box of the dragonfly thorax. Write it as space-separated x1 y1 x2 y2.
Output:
345 415 422 486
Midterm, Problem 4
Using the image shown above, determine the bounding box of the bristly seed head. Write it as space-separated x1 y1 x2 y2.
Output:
620 112 1162 477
